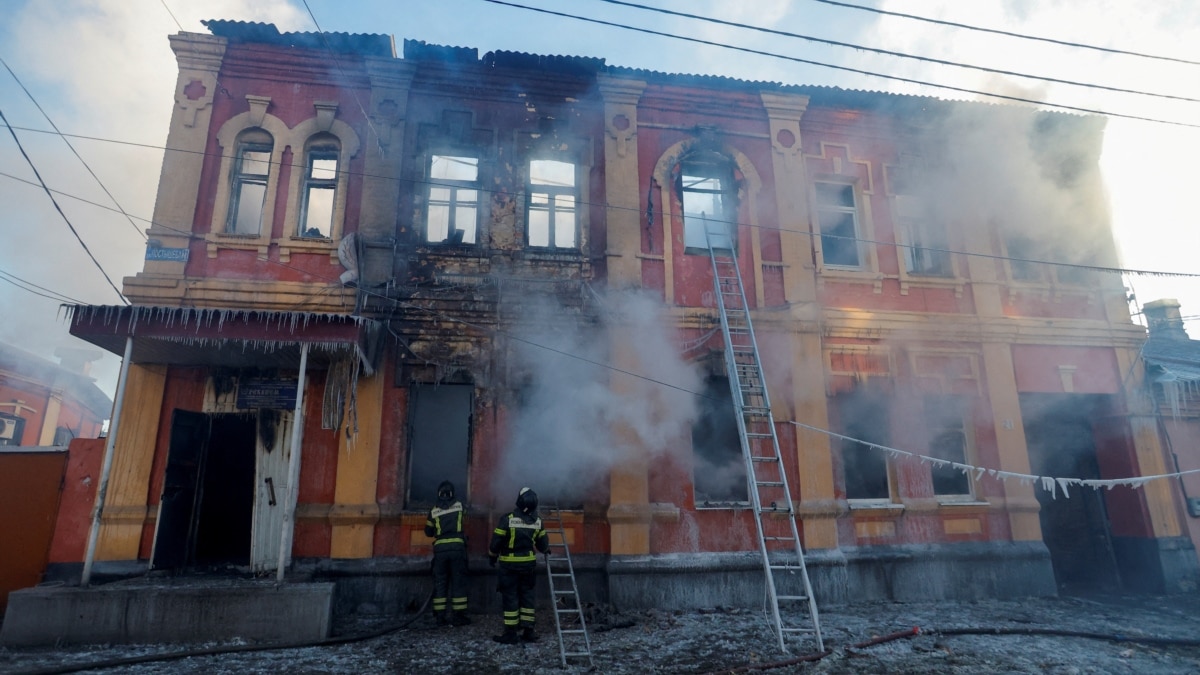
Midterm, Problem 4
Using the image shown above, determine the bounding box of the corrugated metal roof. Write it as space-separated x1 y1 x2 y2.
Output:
202 20 394 57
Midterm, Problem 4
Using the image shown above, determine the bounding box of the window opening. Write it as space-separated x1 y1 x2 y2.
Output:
0 413 25 446
1005 233 1043 281
299 149 338 238
427 155 479 244
925 396 973 497
228 143 272 235
692 374 748 505
679 156 736 253
814 182 862 268
527 159 577 249
836 391 890 501
407 383 472 506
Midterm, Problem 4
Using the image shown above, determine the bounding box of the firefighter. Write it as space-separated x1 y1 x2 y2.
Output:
425 480 471 626
488 487 549 644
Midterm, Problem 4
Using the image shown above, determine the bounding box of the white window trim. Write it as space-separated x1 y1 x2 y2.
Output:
525 158 580 251
279 102 360 264
423 152 481 246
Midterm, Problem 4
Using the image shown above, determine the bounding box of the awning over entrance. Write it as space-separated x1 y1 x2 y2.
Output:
64 305 382 374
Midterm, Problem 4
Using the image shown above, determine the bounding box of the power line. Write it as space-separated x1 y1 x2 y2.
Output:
0 109 128 304
0 57 147 241
591 0 1200 104
0 269 85 304
808 0 1200 67
478 0 1200 129
4 126 1200 281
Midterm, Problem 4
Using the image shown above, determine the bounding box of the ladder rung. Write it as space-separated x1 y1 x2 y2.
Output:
751 456 779 462
561 629 588 634
756 481 783 487
763 536 795 541
776 595 810 601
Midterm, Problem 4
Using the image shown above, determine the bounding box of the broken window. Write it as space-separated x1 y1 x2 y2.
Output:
1004 233 1043 281
925 396 973 497
426 154 479 245
299 146 338 238
835 390 891 501
527 159 577 249
0 413 24 446
814 181 863 268
679 154 736 253
227 135 273 235
407 383 472 507
692 375 748 505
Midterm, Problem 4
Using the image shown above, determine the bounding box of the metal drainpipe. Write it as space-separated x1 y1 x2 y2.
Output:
81 336 133 588
277 344 309 584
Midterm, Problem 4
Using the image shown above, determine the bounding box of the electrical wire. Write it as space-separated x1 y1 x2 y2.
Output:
478 0 1200 129
0 268 86 304
0 57 146 241
590 0 1200 104
807 0 1200 67
0 109 128 304
4 125 1198 282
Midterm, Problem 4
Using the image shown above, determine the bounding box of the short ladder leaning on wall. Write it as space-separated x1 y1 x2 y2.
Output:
542 504 594 668
704 221 825 654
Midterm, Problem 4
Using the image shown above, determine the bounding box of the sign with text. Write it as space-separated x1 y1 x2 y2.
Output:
236 378 298 409
145 247 190 262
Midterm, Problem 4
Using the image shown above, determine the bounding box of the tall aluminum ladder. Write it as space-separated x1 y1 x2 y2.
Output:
704 220 824 654
542 504 594 668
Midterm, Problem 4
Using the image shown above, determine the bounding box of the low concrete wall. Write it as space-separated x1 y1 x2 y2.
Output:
607 541 1055 610
0 581 334 646
1112 535 1200 593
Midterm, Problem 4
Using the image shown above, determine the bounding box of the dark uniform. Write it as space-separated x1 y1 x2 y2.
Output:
489 487 549 644
425 480 470 626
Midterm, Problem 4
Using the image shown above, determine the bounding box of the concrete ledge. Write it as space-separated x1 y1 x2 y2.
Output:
1112 535 1200 593
607 541 1055 610
0 580 333 646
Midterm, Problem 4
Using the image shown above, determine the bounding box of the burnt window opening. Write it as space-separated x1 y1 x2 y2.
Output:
527 159 578 249
692 374 748 505
1004 233 1044 282
814 181 863 268
426 154 479 245
227 134 273 235
836 391 891 501
299 144 339 238
406 383 473 507
925 396 973 497
678 154 737 254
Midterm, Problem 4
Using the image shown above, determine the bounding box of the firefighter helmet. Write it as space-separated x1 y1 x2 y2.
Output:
437 480 455 500
516 487 538 514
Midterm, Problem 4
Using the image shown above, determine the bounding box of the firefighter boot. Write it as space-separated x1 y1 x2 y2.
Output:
492 627 520 644
521 627 539 643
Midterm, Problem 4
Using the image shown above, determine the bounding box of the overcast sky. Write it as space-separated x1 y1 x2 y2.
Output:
2 0 1198 398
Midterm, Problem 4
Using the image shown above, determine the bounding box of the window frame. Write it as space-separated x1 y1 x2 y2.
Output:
924 395 977 501
525 158 579 250
678 154 738 255
812 180 865 270
835 391 894 505
297 146 339 239
226 141 273 236
425 153 481 246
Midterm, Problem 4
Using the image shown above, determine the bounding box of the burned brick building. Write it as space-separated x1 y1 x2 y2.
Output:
32 19 1199 627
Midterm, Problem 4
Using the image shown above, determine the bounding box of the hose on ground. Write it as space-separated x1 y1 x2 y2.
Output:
15 589 435 675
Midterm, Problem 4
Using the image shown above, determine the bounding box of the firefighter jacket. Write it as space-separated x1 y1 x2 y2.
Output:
489 510 549 565
425 499 467 551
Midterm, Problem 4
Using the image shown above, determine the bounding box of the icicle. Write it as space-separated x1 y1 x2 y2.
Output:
975 467 987 482
1056 477 1072 499
1041 476 1057 500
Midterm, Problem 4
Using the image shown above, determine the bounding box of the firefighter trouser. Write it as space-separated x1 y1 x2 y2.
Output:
432 548 468 616
497 563 537 628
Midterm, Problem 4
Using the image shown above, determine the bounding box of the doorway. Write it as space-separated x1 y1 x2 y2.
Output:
151 411 257 570
1021 394 1122 594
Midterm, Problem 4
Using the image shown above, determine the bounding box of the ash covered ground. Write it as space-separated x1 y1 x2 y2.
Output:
4 593 1200 674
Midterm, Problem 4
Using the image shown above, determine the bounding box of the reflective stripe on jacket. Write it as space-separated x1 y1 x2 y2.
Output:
489 511 549 564
425 501 466 549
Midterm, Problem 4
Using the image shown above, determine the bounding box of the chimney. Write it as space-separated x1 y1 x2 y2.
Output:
1142 298 1190 341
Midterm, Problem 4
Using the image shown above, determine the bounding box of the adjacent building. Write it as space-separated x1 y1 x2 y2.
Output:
55 21 1198 614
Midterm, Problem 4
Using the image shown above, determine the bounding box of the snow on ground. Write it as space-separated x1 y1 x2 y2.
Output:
3 593 1199 674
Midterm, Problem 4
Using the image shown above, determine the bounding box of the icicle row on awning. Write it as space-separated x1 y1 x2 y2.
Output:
789 421 1200 500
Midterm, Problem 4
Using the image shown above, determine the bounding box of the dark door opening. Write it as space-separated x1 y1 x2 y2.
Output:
407 383 472 507
1021 394 1122 594
152 411 256 571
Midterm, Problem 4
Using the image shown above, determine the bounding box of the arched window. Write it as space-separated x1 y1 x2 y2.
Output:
676 151 737 253
227 129 273 235
298 135 340 238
